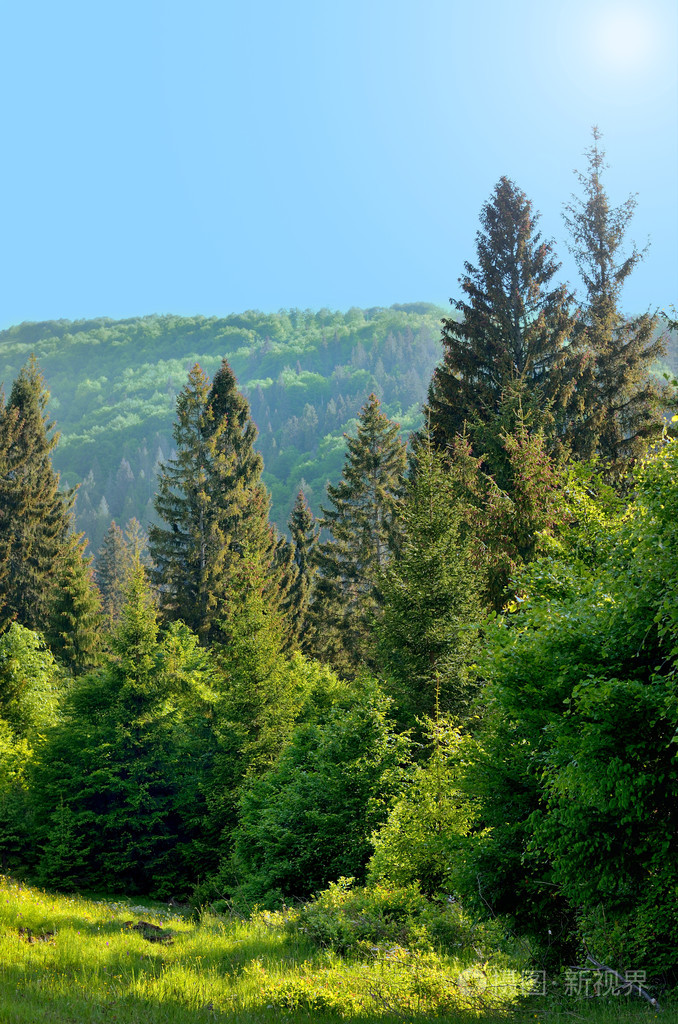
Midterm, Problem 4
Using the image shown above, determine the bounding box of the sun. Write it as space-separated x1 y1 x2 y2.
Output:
587 3 656 72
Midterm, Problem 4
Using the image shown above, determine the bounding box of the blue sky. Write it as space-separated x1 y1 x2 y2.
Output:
1 0 675 328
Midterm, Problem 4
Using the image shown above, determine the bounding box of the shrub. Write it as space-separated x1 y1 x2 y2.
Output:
295 877 500 961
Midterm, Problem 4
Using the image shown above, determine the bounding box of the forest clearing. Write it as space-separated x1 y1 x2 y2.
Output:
0 876 670 1023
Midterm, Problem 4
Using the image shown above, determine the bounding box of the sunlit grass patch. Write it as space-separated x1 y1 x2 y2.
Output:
0 875 673 1023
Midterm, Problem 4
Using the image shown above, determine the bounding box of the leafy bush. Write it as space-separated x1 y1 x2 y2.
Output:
467 441 678 977
295 877 499 961
0 624 61 740
368 717 478 896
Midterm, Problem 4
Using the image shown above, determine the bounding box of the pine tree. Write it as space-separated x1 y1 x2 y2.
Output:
206 359 286 626
563 128 666 464
286 490 319 651
124 517 148 564
207 360 267 548
0 358 73 631
199 549 300 863
445 393 568 611
427 177 580 452
376 432 482 733
310 394 406 673
272 532 298 650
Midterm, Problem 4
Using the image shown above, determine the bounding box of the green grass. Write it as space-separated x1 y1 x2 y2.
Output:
0 876 671 1023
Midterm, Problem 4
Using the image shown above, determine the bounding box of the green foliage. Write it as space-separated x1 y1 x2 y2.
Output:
427 177 580 454
45 532 102 674
0 717 33 874
368 719 478 896
96 519 146 625
376 432 482 728
311 393 406 673
445 399 569 610
227 675 409 905
150 361 282 644
149 363 229 638
467 439 678 976
296 877 496 960
285 490 318 651
563 128 668 464
32 560 216 896
0 358 74 632
212 554 299 777
0 623 61 740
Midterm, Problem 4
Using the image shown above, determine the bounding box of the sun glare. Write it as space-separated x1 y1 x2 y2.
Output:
588 4 656 72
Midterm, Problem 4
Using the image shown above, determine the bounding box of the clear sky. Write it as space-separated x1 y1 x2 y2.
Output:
1 0 676 329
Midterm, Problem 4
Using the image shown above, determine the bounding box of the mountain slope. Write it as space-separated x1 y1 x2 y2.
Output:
0 305 446 551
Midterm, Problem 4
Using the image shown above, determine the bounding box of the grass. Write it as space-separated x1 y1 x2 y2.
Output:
0 875 671 1023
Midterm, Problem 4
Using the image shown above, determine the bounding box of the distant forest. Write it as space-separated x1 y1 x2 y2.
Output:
0 304 448 552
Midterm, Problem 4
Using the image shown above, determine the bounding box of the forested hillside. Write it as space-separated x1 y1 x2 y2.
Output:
2 143 678 1021
0 304 445 552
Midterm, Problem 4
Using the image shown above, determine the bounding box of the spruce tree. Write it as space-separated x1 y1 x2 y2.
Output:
96 520 128 624
563 128 666 464
427 177 580 452
376 432 482 733
206 359 266 525
33 557 214 895
45 532 102 674
150 360 280 643
124 517 148 563
206 360 287 632
150 364 217 634
97 518 148 627
310 394 406 673
0 358 73 631
286 490 319 651
0 392 20 625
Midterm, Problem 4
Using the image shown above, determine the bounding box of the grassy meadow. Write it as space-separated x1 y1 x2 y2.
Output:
0 875 670 1024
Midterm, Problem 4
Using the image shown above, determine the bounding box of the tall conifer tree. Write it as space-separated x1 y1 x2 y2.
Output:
96 521 128 625
376 431 482 734
427 178 580 452
0 392 20 626
97 518 148 627
310 394 406 673
206 359 286 639
150 360 280 642
46 533 102 674
0 358 73 631
150 365 216 635
286 490 319 651
563 128 666 463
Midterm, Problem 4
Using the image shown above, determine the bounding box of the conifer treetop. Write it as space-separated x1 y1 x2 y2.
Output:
428 177 579 450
